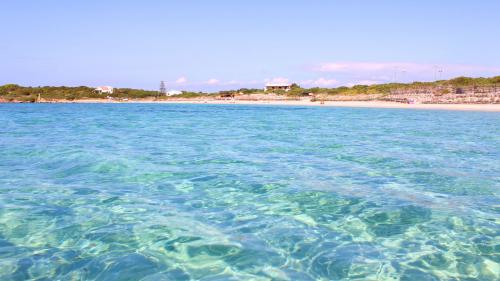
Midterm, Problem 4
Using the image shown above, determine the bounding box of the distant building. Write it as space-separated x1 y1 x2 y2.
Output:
166 90 183 96
264 83 292 92
95 86 114 94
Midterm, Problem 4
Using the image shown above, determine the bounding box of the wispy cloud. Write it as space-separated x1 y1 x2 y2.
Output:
311 61 500 75
312 62 422 72
204 79 245 86
207 78 219 85
307 61 500 85
264 77 290 84
175 76 188 84
166 78 263 91
301 77 339 87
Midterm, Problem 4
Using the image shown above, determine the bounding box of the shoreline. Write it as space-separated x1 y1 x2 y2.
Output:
163 100 500 111
3 99 500 112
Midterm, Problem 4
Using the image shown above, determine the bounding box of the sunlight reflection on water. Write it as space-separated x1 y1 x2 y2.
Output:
0 104 499 280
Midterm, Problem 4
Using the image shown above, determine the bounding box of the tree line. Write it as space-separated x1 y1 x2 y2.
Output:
1 76 499 102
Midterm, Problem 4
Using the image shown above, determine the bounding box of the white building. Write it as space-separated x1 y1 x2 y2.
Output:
95 86 114 94
166 90 183 96
264 83 292 92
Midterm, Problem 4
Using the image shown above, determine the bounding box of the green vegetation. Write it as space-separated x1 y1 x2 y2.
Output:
282 76 500 97
0 85 101 102
0 85 159 102
1 76 499 102
171 91 213 98
113 88 158 99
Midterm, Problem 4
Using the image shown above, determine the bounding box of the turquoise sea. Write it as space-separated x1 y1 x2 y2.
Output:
0 104 499 280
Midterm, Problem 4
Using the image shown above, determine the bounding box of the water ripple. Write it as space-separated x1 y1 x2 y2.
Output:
0 104 499 280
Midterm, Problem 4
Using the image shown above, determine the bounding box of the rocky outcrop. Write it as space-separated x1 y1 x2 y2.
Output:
383 86 500 104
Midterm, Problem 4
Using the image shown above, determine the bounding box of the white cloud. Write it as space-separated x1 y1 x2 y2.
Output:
313 62 422 72
207 78 219 85
204 79 245 86
172 78 255 88
311 61 500 75
223 80 240 85
301 77 339 87
309 61 500 83
264 77 290 84
175 76 188 84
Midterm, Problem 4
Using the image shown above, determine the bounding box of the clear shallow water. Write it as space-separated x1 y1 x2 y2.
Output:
0 103 499 281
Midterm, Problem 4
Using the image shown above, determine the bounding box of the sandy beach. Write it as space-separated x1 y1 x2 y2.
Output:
39 99 500 112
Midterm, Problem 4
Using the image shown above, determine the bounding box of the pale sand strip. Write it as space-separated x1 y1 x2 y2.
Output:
41 99 500 112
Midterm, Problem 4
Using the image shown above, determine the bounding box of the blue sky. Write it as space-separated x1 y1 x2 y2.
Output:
1 0 499 91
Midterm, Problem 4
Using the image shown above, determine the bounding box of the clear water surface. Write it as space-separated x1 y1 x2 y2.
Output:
0 104 499 280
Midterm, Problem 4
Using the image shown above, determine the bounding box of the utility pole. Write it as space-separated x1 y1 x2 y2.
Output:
159 81 166 99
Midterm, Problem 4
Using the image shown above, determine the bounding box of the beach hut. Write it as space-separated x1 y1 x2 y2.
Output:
264 83 292 92
95 86 114 94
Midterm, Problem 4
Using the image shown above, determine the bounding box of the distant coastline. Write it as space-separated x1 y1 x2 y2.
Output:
1 76 500 111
